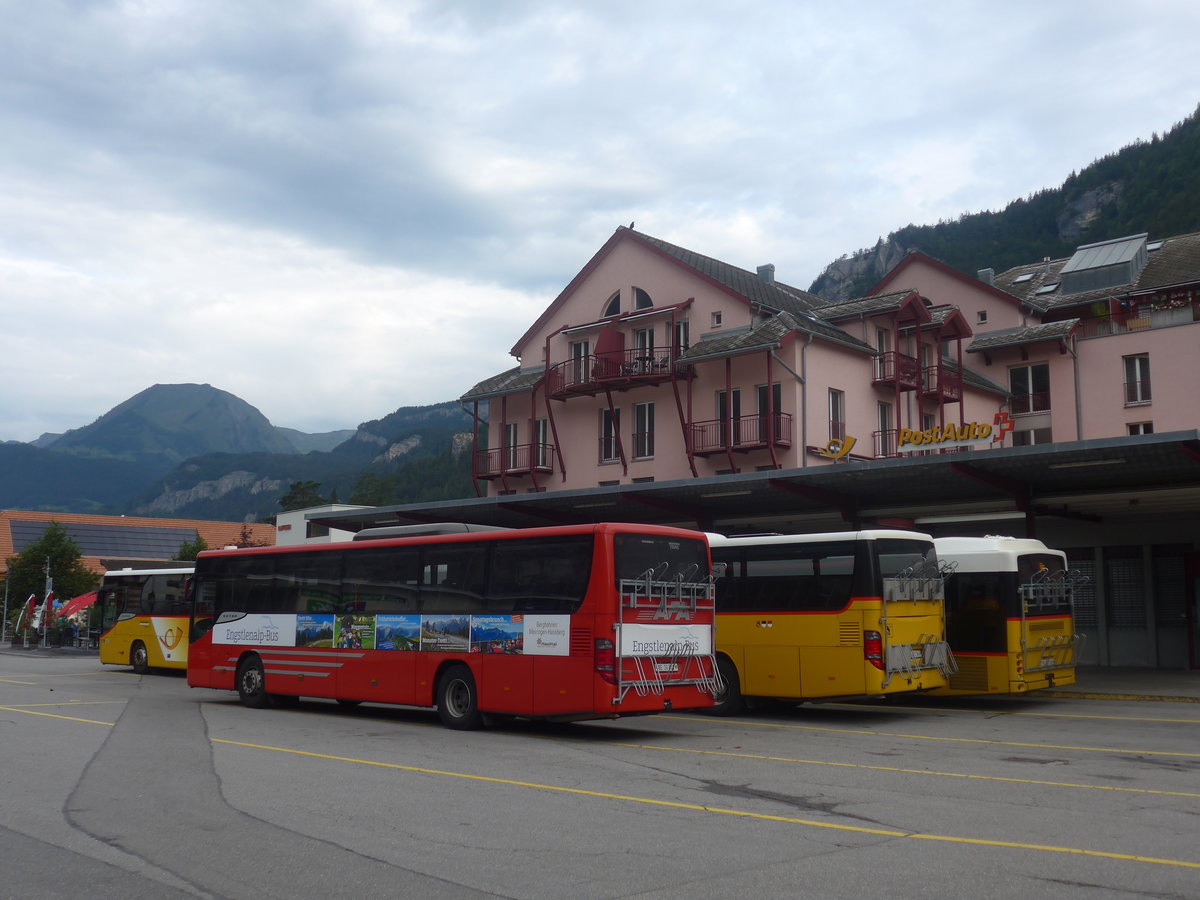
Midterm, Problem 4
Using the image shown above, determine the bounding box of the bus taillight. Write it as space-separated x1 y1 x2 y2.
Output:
595 638 616 685
864 631 884 670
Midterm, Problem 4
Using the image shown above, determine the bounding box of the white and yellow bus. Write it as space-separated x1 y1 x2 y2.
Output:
97 567 194 673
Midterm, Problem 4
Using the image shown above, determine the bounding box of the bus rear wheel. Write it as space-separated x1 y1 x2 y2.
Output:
707 656 745 716
130 641 149 675
236 656 271 709
436 664 483 730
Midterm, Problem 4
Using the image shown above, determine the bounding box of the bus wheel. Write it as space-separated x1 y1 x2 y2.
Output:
707 657 745 716
236 656 271 709
130 641 149 675
436 664 484 730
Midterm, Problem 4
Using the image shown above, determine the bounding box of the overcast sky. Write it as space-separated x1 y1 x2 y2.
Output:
2 1 1197 442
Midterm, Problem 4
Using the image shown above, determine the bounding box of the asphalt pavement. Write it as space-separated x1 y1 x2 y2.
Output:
4 643 1197 702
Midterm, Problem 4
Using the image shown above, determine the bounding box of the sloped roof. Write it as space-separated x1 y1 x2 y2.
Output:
966 319 1081 353
814 289 924 320
993 231 1200 312
0 510 275 575
461 367 542 402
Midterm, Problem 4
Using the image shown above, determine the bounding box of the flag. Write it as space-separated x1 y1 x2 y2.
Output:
22 594 36 629
58 591 98 620
34 591 55 629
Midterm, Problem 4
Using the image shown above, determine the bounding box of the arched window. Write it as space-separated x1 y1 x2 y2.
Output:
602 291 621 317
633 287 653 310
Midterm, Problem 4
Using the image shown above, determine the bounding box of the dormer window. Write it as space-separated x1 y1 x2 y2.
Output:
602 291 621 317
633 287 653 310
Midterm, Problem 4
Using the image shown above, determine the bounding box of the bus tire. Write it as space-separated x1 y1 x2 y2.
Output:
436 664 484 730
236 655 271 709
130 641 150 675
707 656 745 716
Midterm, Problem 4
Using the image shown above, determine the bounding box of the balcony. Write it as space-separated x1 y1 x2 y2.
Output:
546 350 680 399
922 364 962 402
873 351 921 391
690 413 793 456
1077 305 1196 339
473 443 555 480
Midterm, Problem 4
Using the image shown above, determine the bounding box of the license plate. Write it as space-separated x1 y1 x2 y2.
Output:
654 662 679 673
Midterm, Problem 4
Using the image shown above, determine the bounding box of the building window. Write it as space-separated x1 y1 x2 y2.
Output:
977 310 988 324
534 418 550 467
754 382 783 443
711 311 723 328
633 402 655 459
876 401 894 456
674 319 690 354
1128 422 1154 435
1124 354 1151 405
1012 427 1053 446
828 389 845 441
633 287 653 310
504 422 519 471
603 291 620 317
569 340 590 385
1010 363 1049 414
876 327 890 352
599 408 620 463
634 327 655 372
717 388 741 445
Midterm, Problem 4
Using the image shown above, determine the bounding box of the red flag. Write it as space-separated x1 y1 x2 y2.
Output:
34 591 54 629
23 594 36 629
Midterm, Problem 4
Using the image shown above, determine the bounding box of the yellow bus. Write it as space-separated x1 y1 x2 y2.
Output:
707 530 955 714
934 536 1082 695
97 567 194 673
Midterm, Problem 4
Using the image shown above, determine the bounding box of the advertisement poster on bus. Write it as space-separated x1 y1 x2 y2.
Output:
470 615 524 654
376 614 420 650
421 615 470 652
212 613 297 647
335 614 376 650
296 613 334 648
524 615 570 656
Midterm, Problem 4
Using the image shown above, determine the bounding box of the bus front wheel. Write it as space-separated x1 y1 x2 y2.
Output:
130 641 149 675
708 656 745 716
236 656 271 709
436 664 484 730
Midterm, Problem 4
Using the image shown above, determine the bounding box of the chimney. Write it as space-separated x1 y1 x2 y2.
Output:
977 267 994 286
757 264 776 284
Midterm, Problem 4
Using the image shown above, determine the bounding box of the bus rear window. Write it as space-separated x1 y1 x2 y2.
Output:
614 533 710 585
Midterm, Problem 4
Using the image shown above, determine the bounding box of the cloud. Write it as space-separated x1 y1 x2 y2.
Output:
1 0 1198 440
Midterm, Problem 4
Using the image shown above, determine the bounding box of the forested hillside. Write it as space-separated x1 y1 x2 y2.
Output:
809 105 1200 301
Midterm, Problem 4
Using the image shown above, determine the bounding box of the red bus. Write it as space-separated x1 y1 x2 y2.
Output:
186 523 719 728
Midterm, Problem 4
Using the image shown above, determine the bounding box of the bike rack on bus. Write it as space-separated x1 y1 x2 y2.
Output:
613 565 721 704
1019 569 1090 673
878 559 957 688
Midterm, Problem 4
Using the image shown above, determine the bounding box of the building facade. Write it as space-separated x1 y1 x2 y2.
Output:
451 227 1200 670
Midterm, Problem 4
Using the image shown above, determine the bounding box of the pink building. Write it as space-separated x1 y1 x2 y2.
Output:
447 226 1200 670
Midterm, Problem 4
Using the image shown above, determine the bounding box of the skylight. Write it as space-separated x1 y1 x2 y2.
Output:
1035 283 1060 295
1013 273 1034 284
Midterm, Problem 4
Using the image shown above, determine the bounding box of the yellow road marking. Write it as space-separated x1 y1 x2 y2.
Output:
214 738 1200 871
844 702 1200 726
593 740 1200 799
0 705 117 726
671 714 1200 758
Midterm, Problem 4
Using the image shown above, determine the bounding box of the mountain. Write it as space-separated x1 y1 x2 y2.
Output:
809 104 1200 301
47 384 296 467
1 385 475 520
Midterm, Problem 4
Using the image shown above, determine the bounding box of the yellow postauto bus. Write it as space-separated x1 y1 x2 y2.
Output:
97 567 194 674
934 536 1082 695
707 530 955 714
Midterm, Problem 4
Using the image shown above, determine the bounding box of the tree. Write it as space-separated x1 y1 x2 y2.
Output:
174 531 209 561
5 522 98 624
278 480 327 511
236 524 268 548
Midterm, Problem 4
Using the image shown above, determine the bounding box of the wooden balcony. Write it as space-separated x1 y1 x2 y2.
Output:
546 350 680 399
873 351 921 391
473 443 555 480
690 413 793 457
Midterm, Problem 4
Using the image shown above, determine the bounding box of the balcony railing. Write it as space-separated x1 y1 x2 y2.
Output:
1011 391 1050 415
873 429 897 458
690 413 793 456
1077 306 1196 339
922 364 962 402
472 443 555 479
873 352 921 391
546 350 679 398
1124 380 1152 405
